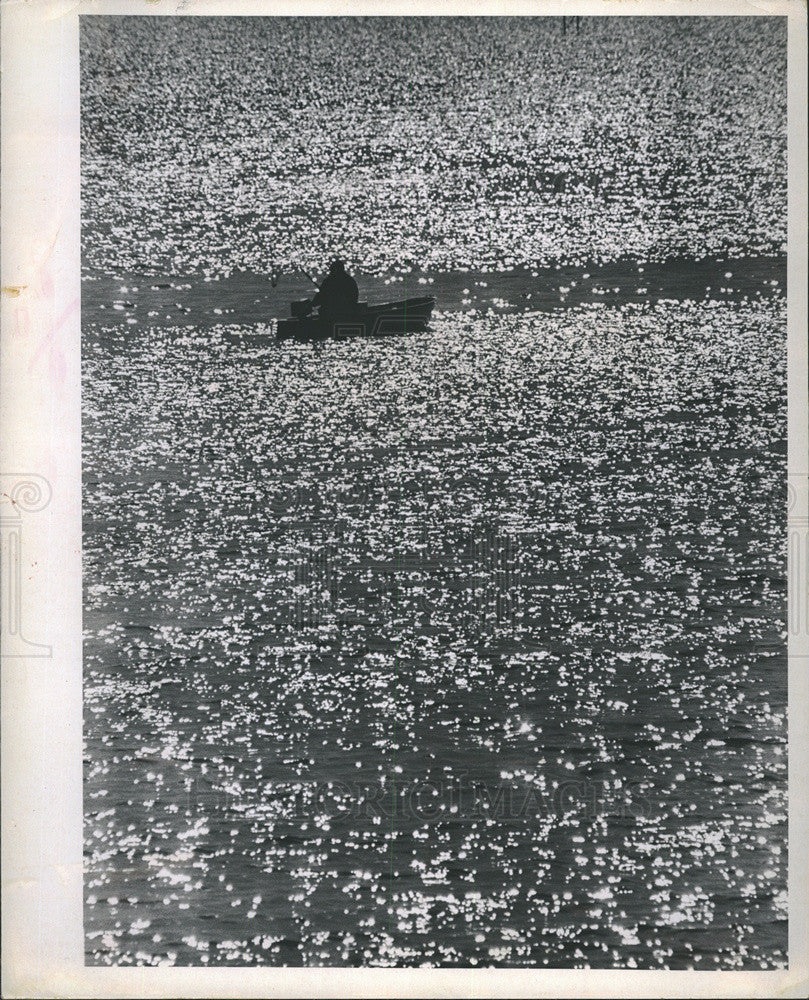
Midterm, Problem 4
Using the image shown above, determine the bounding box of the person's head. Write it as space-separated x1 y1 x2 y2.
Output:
329 259 346 276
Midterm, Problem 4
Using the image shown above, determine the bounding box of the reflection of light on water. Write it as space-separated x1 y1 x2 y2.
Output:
84 296 786 968
81 18 786 280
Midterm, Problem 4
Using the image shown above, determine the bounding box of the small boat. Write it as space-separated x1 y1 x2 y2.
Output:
276 296 435 340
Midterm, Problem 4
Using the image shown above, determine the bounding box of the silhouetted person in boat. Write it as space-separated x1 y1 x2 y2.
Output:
308 259 359 321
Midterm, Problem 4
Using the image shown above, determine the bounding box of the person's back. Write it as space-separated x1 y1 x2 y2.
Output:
312 260 359 320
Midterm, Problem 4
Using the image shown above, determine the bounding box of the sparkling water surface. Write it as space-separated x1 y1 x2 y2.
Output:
84 297 787 967
81 16 786 277
82 13 787 969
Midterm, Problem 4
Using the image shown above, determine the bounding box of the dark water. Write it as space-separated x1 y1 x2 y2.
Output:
82 14 787 969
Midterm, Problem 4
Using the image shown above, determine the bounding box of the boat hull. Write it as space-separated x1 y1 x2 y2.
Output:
277 296 435 341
